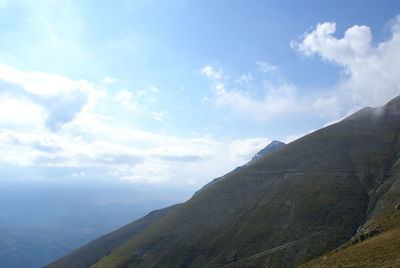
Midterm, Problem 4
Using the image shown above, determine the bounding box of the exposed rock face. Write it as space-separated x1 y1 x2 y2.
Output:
48 95 400 268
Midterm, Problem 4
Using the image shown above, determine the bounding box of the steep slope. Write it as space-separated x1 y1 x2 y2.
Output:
44 205 178 268
56 95 400 268
299 147 400 267
195 140 285 195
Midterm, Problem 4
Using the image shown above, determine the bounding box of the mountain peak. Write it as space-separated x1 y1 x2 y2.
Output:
250 140 285 163
194 140 285 196
384 95 400 114
342 94 400 122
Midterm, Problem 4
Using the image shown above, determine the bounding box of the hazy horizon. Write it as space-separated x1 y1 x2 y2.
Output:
1 1 400 267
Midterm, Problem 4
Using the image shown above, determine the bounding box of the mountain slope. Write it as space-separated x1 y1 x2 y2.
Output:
299 146 400 267
54 95 400 268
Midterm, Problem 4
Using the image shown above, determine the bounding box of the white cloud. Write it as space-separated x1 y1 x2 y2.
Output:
214 82 300 122
148 85 159 93
322 105 363 127
102 77 118 83
0 64 92 97
0 62 271 185
114 86 165 121
201 65 222 80
0 123 221 183
152 111 166 121
312 96 340 117
235 73 253 84
0 64 102 130
228 138 270 162
120 161 174 183
115 89 137 110
202 16 400 124
0 118 273 185
71 171 85 177
257 61 278 73
293 16 400 107
201 66 303 122
0 97 45 126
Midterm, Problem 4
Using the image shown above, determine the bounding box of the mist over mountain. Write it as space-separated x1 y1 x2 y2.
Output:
47 96 400 267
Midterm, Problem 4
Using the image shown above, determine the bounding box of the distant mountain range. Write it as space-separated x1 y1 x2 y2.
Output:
47 95 400 268
0 200 171 268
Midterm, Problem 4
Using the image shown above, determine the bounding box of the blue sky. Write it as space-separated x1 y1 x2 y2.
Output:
0 0 400 202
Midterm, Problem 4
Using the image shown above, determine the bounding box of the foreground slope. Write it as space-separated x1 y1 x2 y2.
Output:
55 96 400 268
299 209 400 268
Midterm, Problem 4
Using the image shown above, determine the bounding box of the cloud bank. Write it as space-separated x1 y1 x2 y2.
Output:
293 16 400 107
0 64 269 185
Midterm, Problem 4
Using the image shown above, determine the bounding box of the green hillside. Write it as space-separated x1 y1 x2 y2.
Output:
50 96 400 268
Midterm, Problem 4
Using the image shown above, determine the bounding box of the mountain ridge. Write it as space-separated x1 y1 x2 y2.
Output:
47 95 400 268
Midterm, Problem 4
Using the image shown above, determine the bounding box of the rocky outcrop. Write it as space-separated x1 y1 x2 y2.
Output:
351 224 382 245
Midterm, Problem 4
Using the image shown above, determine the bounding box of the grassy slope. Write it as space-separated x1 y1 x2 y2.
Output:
88 101 400 268
298 210 400 268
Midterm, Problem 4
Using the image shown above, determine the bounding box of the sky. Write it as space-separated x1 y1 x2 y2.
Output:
0 0 400 203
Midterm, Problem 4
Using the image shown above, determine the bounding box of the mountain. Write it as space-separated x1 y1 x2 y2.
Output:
48 95 400 268
195 140 285 195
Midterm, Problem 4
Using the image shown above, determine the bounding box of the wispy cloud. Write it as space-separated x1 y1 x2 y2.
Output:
102 77 118 83
201 65 223 80
114 86 165 121
201 63 315 122
115 89 137 111
0 64 102 131
256 61 278 73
